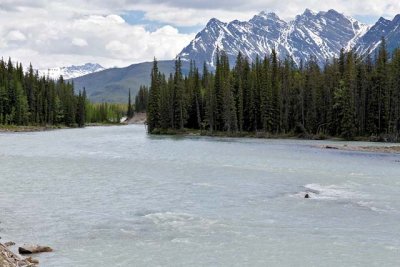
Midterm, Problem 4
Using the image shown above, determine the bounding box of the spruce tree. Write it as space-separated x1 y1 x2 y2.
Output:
147 58 161 133
127 89 134 119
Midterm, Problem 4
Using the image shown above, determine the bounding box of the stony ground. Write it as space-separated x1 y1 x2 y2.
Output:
126 112 146 125
0 243 31 266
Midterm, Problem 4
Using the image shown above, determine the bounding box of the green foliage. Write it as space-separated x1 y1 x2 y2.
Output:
147 43 400 140
0 58 128 128
134 86 149 113
127 89 134 119
333 81 356 139
0 58 83 127
147 58 161 133
85 102 126 124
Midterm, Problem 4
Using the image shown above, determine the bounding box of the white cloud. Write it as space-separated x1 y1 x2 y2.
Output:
0 0 399 69
72 38 88 47
6 30 27 41
0 6 194 69
106 40 130 56
106 14 125 24
119 0 400 26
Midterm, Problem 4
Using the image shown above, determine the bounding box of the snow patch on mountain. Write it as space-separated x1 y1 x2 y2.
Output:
354 15 400 56
39 63 105 80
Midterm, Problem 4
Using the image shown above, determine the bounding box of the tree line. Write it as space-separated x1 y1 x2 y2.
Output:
0 58 129 127
86 102 127 124
147 40 400 140
0 58 86 127
125 86 149 119
135 86 148 113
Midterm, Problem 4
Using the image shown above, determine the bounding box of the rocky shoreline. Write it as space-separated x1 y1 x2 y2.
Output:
0 241 52 266
0 243 32 267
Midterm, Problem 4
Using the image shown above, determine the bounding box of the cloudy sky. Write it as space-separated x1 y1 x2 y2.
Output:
1 0 399 69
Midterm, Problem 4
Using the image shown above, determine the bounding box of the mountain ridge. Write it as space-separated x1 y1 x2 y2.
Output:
73 9 400 103
179 9 371 67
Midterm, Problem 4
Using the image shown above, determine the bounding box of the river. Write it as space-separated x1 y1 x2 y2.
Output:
0 125 399 266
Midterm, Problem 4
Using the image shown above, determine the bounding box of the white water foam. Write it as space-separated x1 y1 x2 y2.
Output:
299 183 363 200
144 212 218 230
295 184 392 213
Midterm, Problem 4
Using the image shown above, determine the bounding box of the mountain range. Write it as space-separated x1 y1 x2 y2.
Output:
180 9 374 67
72 9 400 102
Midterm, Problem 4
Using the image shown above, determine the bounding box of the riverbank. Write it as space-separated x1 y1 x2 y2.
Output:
85 122 125 127
0 243 31 267
150 128 396 141
126 112 146 125
0 123 125 133
150 128 400 153
320 144 400 154
0 125 68 133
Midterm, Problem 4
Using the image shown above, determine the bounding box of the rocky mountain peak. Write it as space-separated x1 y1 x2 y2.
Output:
179 9 400 68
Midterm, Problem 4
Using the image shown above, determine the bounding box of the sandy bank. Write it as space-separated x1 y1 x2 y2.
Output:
320 144 400 154
126 113 146 125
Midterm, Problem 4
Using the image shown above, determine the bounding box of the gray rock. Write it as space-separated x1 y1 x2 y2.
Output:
19 245 53 255
4 242 15 247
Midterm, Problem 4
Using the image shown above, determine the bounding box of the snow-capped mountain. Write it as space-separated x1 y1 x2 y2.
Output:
179 9 374 67
354 15 400 56
39 63 105 80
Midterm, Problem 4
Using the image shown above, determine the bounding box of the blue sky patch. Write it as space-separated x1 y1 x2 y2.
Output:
121 10 202 33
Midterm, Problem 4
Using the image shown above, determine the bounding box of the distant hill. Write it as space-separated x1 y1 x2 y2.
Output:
73 60 189 103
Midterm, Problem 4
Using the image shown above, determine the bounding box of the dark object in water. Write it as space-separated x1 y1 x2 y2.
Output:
304 193 310 199
18 245 53 254
325 145 339 150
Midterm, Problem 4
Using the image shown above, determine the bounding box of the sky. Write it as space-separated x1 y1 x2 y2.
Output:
1 0 399 69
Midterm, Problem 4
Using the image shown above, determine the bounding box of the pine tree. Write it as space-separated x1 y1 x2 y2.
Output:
271 49 281 132
135 86 149 113
334 81 356 139
390 49 400 135
147 58 161 133
127 89 134 119
376 37 389 133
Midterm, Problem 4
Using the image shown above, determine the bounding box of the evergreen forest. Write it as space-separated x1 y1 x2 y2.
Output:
147 40 400 140
0 58 126 127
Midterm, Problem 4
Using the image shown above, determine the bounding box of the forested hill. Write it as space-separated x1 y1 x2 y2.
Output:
147 40 400 141
0 58 86 127
72 60 190 103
